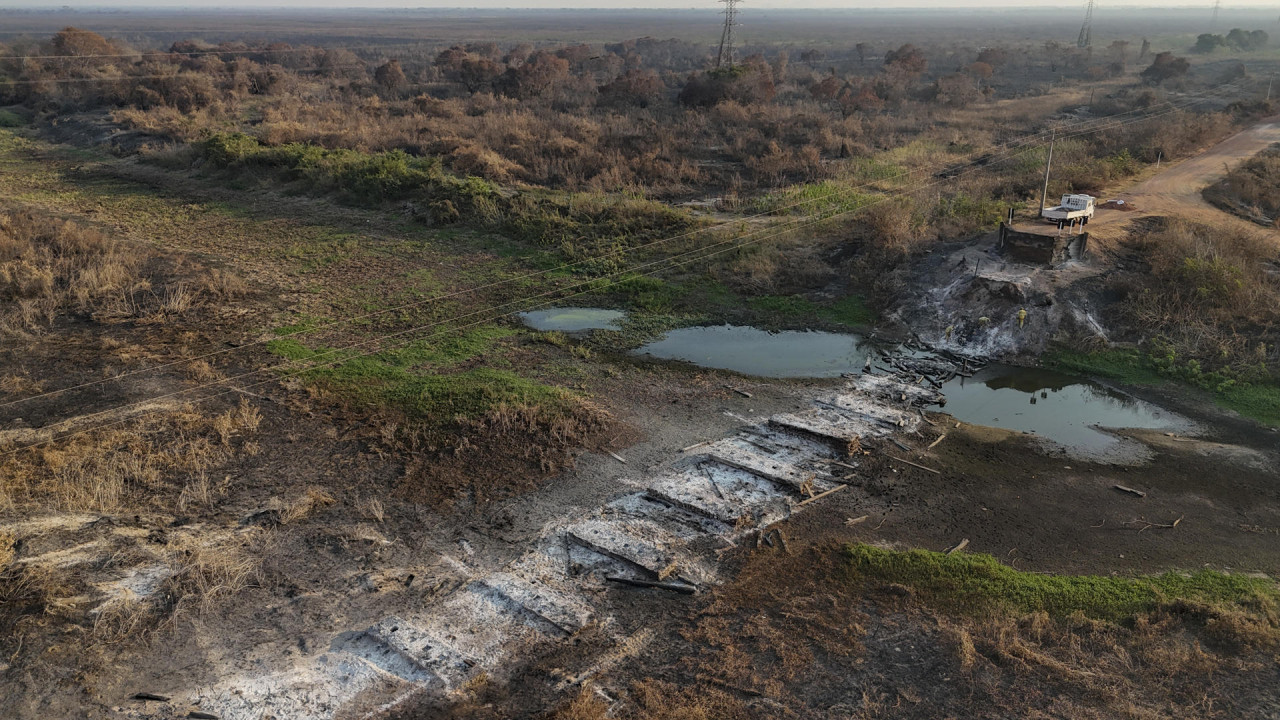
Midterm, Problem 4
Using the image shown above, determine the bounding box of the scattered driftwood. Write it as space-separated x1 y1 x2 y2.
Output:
891 438 912 452
1114 484 1146 498
824 459 859 471
132 693 170 702
946 538 970 555
1125 515 1184 532
796 484 848 507
680 440 711 453
725 385 753 398
798 475 816 498
886 455 941 475
189 713 219 720
607 451 627 464
605 576 697 594
919 409 937 426
845 514 870 526
926 434 947 451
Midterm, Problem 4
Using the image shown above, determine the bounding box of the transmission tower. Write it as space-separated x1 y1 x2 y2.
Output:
716 0 742 68
1212 0 1221 26
1077 0 1095 49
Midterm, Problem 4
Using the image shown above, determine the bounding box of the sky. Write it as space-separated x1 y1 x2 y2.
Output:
1 1 1278 8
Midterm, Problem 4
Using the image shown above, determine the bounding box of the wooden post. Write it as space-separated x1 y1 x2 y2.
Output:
1039 129 1056 219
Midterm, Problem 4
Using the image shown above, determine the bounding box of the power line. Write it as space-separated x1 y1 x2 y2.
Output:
0 77 1251 412
0 77 1255 458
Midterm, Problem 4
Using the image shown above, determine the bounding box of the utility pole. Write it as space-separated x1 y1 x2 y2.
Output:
1077 0 1095 49
716 0 742 69
1268 74 1274 101
1212 0 1221 27
1039 129 1057 219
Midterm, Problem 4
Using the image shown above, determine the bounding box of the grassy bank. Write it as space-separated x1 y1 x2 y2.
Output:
1045 347 1280 427
266 325 578 428
845 544 1280 624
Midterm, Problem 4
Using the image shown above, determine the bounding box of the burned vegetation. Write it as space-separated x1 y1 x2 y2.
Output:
1 8 1280 720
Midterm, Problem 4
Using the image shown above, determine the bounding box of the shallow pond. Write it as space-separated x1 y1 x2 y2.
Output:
518 307 625 332
635 325 872 378
940 365 1184 456
633 324 1185 456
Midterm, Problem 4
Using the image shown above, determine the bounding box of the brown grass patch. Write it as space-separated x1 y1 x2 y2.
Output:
0 210 246 337
0 401 263 512
159 531 262 618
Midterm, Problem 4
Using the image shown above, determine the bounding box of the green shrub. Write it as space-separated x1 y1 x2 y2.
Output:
201 132 262 166
193 135 693 261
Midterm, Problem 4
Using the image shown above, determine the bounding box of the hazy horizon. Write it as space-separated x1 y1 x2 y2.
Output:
2 1 1279 9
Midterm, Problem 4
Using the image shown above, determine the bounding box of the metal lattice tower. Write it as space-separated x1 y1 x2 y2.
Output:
716 0 742 68
1077 0 1095 49
1212 0 1221 26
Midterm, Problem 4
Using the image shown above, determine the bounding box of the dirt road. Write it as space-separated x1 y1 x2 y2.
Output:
1091 117 1280 238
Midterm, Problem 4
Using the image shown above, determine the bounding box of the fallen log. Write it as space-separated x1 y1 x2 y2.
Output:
946 538 970 555
927 434 947 451
132 693 170 702
608 451 627 464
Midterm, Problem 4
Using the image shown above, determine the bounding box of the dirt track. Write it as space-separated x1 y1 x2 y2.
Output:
1091 116 1280 239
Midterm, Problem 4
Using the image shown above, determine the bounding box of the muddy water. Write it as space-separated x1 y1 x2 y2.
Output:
518 307 625 332
635 325 872 378
940 365 1184 456
634 324 1185 456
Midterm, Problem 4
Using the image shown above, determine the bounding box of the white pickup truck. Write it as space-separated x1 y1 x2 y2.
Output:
1041 194 1095 223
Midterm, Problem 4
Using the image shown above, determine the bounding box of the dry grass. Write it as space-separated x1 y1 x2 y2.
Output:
550 688 611 720
0 210 245 337
1121 218 1280 380
159 531 261 617
274 486 337 525
1204 145 1280 225
0 372 44 396
0 530 14 570
92 590 155 642
0 401 263 512
358 497 385 524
